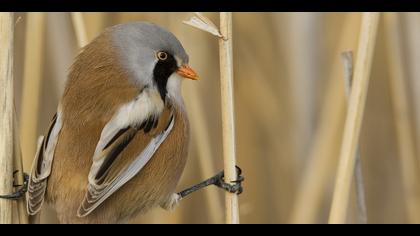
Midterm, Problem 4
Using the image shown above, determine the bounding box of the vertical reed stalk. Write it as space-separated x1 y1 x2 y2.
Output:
384 13 420 223
329 12 380 224
0 12 14 224
341 51 368 224
219 12 239 224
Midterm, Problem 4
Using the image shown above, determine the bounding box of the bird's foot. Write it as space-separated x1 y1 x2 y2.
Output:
212 166 244 195
0 171 29 200
177 165 244 199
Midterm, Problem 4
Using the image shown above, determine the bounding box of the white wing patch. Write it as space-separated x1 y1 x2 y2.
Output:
93 88 164 157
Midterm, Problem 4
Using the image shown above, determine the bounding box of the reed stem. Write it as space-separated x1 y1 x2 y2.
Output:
329 12 380 224
219 12 240 224
341 51 368 224
0 12 15 224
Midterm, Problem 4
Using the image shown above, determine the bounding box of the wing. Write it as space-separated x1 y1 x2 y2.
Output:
77 94 175 217
27 109 63 215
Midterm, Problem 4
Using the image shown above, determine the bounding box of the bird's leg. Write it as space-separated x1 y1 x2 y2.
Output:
0 171 29 200
177 166 244 200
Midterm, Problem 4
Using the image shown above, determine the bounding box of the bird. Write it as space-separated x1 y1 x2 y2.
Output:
14 22 243 224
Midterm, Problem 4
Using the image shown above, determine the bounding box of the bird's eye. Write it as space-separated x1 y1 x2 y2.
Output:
157 51 168 61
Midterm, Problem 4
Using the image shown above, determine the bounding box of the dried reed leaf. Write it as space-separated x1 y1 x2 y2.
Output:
183 12 223 38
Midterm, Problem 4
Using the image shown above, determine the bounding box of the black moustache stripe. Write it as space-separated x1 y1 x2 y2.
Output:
152 52 178 102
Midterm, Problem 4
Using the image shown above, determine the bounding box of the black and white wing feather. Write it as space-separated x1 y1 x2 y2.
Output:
27 109 63 215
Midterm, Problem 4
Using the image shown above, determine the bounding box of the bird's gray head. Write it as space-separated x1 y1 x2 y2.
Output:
110 22 198 102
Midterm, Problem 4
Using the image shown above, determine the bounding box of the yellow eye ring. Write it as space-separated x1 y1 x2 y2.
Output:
157 51 168 61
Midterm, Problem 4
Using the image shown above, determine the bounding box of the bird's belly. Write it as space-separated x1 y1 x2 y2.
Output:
46 114 189 224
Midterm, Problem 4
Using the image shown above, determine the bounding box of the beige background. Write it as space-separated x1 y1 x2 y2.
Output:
11 12 420 223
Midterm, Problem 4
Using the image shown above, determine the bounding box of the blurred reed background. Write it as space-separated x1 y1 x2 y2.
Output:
9 12 420 223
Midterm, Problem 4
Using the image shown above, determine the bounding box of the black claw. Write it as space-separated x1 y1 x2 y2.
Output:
235 166 242 176
12 170 20 187
214 166 244 195
0 172 29 200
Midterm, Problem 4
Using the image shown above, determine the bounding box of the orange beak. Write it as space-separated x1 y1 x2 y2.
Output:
176 65 200 80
